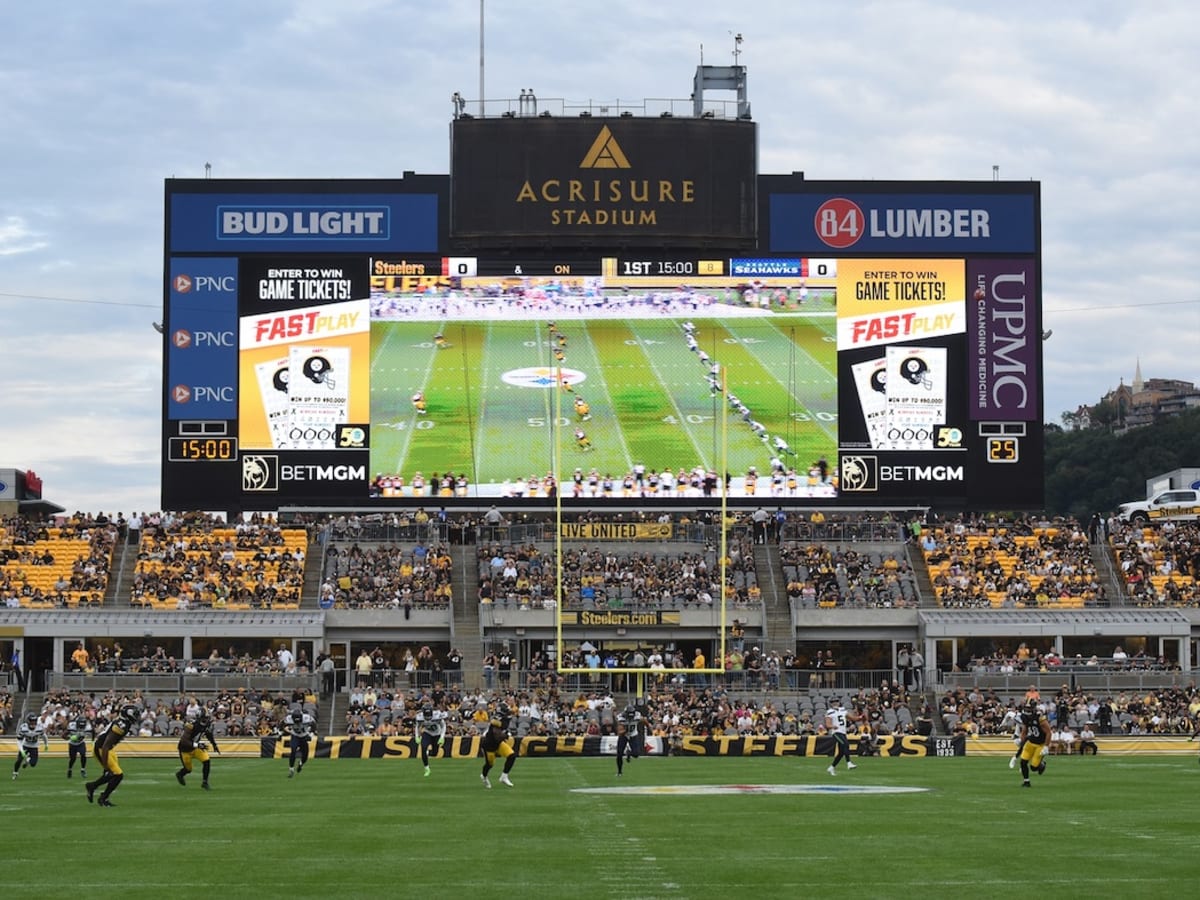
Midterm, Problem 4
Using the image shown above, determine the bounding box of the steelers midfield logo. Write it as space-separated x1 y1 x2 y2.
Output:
501 367 588 389
840 455 878 492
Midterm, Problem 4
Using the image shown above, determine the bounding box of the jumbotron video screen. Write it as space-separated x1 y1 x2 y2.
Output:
162 177 1042 511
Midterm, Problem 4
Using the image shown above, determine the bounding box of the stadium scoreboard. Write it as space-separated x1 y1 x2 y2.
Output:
386 255 840 279
163 178 1042 512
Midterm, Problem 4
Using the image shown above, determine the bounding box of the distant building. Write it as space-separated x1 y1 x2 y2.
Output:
1100 360 1199 429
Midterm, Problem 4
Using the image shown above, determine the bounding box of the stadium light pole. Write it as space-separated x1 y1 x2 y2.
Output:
479 0 485 117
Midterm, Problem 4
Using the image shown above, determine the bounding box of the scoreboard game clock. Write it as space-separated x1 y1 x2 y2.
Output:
168 436 238 462
986 437 1020 463
602 256 837 279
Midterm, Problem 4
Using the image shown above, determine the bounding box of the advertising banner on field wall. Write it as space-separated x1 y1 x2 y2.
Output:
10 735 1197 759
258 734 962 759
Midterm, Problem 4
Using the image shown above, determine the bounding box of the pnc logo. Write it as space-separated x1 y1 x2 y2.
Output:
580 126 630 169
172 329 192 349
172 385 192 403
174 274 194 293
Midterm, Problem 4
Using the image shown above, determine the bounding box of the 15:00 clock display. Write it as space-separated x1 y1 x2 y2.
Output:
168 437 238 462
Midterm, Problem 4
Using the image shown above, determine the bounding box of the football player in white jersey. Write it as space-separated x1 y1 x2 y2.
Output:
415 702 448 777
13 714 49 779
824 699 858 776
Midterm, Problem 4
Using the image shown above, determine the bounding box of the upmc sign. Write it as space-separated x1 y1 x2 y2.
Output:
450 117 757 247
968 259 1039 422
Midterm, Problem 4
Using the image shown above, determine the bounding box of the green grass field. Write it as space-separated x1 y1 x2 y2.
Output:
5 753 1196 898
369 308 837 494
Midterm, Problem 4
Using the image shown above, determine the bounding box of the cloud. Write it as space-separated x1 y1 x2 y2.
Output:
0 215 48 256
2 0 1199 513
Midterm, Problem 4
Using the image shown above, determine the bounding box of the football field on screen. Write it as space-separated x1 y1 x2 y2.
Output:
3 754 1195 898
369 312 837 491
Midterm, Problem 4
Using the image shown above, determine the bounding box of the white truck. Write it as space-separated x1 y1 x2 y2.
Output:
1115 488 1200 524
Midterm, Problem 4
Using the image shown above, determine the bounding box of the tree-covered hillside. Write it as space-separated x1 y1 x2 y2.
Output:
1044 407 1200 518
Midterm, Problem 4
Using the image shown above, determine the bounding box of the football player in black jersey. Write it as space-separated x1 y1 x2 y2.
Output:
176 709 220 790
87 704 139 807
615 704 643 777
1017 700 1050 787
480 713 516 788
66 716 91 779
284 708 314 778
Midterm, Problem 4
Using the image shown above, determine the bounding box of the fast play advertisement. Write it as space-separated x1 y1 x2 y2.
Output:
838 260 963 452
238 298 370 450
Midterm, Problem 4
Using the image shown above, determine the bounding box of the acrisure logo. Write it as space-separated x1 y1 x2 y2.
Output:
513 125 694 228
579 126 631 169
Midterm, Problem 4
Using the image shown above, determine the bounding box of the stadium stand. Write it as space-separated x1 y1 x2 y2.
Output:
0 515 118 608
475 535 759 611
1107 520 1200 607
780 541 918 609
34 685 319 739
920 518 1107 609
321 541 454 609
5 507 1200 746
129 520 307 610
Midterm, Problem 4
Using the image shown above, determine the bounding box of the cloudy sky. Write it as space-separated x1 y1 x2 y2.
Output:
2 0 1198 515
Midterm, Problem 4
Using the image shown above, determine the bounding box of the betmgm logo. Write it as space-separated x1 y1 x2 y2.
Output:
839 455 878 492
242 455 279 492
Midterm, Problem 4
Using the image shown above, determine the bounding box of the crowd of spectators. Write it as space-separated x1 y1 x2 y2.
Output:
961 642 1181 676
129 514 306 610
780 542 917 609
0 512 120 608
939 679 1200 739
920 516 1106 609
62 641 312 677
474 535 759 610
31 686 318 739
321 542 454 609
1108 520 1200 607
338 677 920 746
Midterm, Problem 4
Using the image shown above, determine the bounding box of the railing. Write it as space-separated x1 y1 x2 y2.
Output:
939 667 1197 695
47 670 319 694
476 666 906 695
319 521 452 544
311 518 916 547
779 521 910 543
457 95 747 120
